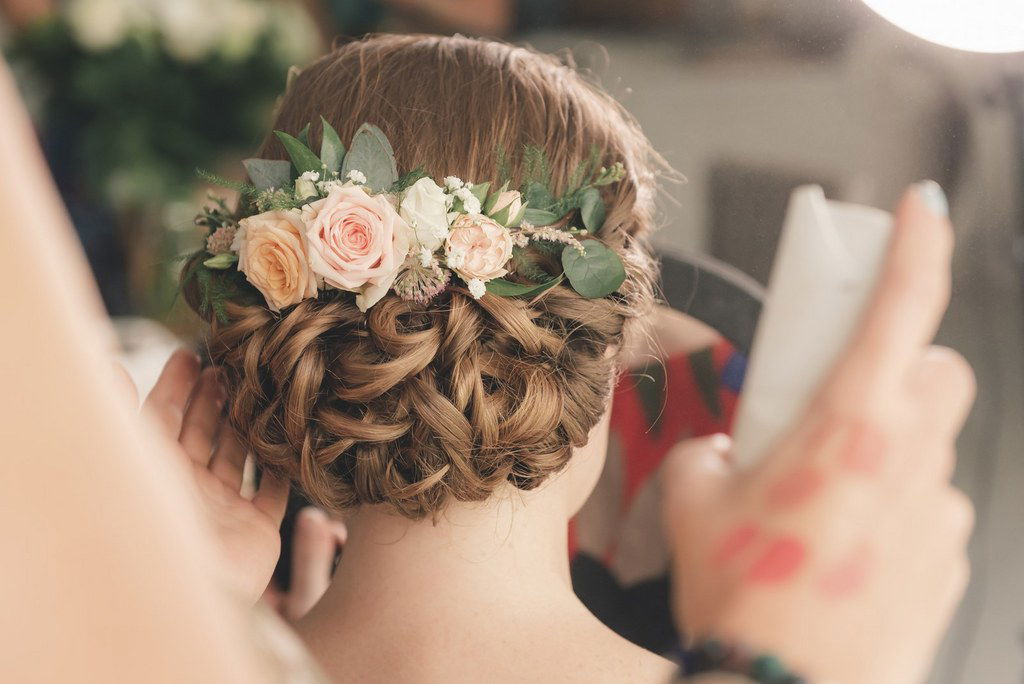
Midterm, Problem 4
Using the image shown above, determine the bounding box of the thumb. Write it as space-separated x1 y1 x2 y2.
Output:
661 433 734 529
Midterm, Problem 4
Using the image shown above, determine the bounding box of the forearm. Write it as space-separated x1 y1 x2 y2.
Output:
0 56 268 683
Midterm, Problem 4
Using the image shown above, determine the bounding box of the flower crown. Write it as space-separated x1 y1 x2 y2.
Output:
186 119 627 320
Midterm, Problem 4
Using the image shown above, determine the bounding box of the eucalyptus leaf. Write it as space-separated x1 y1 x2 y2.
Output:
579 187 606 232
469 182 490 205
274 131 323 176
242 158 292 191
486 274 563 297
523 208 560 226
203 253 239 270
561 239 626 298
523 181 554 210
319 116 345 173
342 123 398 192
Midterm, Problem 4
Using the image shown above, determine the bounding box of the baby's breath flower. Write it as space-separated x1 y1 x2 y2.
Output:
299 171 320 182
317 179 344 194
454 187 481 215
206 225 237 255
466 278 486 299
444 176 464 191
418 246 435 268
346 169 367 185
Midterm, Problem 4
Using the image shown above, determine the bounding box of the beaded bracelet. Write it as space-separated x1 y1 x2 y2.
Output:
678 638 807 684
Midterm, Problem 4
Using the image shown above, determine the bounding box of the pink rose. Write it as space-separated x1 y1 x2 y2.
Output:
301 185 411 312
445 214 514 283
232 210 317 312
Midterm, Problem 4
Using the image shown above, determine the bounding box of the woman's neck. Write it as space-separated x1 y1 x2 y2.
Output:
294 480 584 679
317 481 574 612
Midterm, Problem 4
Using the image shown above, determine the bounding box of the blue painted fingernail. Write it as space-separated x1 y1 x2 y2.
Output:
915 180 948 217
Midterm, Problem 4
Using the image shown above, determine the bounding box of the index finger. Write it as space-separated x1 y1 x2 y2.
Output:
825 182 953 406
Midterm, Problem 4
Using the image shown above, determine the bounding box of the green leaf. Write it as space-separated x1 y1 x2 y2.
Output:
342 123 398 192
203 253 239 269
523 181 554 210
274 131 322 176
523 208 560 226
319 116 346 173
242 158 292 191
561 240 626 298
486 274 563 297
469 181 490 206
297 123 311 147
579 187 606 232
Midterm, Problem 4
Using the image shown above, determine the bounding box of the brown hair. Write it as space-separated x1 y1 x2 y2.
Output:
187 34 663 519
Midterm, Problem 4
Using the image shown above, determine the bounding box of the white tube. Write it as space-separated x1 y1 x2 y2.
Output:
731 185 893 467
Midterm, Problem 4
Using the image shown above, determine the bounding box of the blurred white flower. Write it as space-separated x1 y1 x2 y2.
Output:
267 1 320 65
67 0 135 52
155 0 226 62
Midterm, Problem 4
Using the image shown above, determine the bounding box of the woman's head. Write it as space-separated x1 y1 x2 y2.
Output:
190 34 663 519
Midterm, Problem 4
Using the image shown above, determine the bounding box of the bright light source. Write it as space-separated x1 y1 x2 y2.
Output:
861 0 1024 53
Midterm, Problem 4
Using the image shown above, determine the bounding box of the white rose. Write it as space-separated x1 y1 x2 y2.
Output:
400 177 451 251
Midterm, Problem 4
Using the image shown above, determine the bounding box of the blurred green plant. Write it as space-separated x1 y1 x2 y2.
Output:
5 0 319 318
7 1 317 209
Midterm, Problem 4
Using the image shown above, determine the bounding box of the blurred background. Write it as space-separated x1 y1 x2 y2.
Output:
3 1 1023 681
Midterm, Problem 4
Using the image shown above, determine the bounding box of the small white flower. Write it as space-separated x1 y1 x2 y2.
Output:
346 169 367 185
418 246 434 268
316 179 344 194
467 278 486 299
447 247 466 270
299 171 320 182
444 176 464 191
454 187 481 215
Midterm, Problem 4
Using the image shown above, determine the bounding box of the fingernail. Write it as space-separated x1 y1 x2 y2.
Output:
915 180 948 218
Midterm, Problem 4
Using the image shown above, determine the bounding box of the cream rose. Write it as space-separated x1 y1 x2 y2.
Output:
232 210 317 312
400 177 450 250
490 190 522 222
445 214 514 283
301 185 411 311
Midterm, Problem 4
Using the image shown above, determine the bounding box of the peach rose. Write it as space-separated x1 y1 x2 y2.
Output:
301 185 412 312
232 210 317 312
445 214 514 283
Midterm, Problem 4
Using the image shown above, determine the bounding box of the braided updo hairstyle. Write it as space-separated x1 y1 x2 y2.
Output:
185 34 664 519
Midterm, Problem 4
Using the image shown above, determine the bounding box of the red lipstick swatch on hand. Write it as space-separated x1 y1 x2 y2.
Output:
746 536 807 584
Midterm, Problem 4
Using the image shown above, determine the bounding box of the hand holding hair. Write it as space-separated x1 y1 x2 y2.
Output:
662 183 974 684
